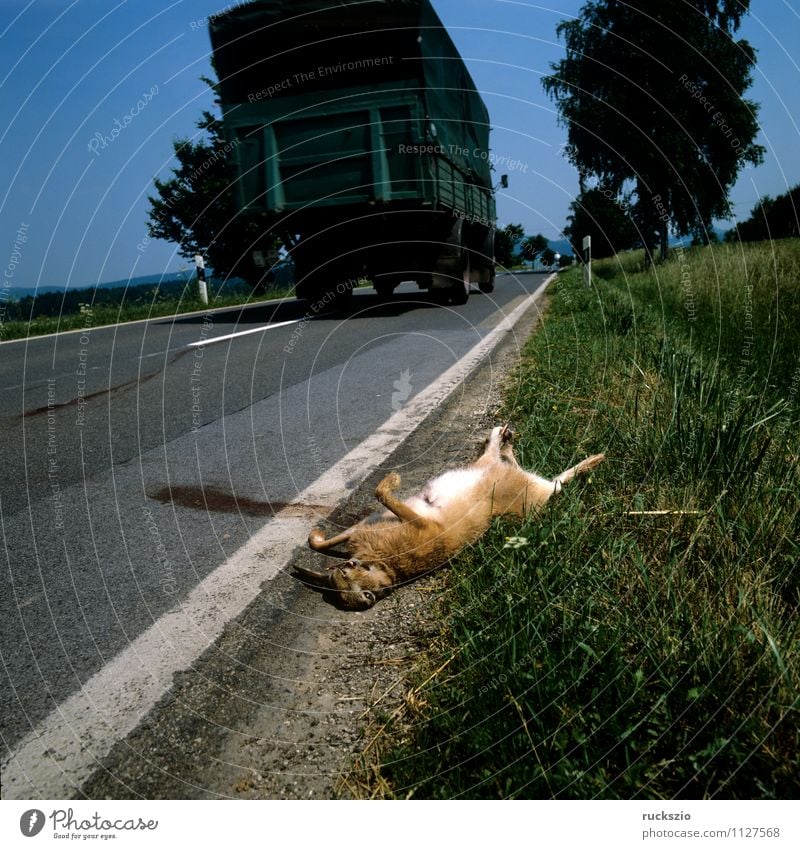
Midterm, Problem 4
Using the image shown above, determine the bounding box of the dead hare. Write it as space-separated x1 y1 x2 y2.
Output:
295 425 604 609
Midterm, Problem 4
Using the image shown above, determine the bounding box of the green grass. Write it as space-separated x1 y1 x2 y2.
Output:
593 239 800 394
358 240 800 799
0 284 295 341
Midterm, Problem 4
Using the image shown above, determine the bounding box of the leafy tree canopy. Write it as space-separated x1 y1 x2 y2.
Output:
725 185 800 243
147 78 276 287
494 223 525 267
544 1 764 261
541 247 557 267
564 188 640 259
521 234 549 262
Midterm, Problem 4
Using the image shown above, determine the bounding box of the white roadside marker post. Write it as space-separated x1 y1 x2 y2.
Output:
582 235 592 287
195 253 209 305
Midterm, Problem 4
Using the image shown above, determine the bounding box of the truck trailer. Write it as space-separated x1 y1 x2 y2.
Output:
209 0 499 305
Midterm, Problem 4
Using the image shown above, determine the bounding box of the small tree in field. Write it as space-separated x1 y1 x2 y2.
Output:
564 189 640 260
494 223 525 267
521 234 549 265
725 185 800 243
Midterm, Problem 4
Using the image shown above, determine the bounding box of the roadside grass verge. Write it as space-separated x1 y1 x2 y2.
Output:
593 239 800 393
0 284 294 342
353 242 800 799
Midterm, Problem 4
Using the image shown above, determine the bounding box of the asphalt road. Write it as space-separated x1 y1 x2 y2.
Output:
0 273 548 765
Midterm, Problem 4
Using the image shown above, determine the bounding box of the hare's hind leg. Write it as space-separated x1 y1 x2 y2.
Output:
554 453 605 487
481 423 522 467
497 424 524 467
477 425 511 464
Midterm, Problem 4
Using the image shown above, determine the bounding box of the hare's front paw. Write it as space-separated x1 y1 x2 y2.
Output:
376 471 401 499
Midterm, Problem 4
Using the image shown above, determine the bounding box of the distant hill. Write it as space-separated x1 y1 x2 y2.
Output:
3 271 255 324
510 235 575 257
5 272 191 301
547 239 574 257
548 232 732 257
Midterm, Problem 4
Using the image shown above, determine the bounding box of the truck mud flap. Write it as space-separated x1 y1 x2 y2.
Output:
430 217 466 288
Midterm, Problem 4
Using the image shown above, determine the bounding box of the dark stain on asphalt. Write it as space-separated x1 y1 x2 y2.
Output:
148 484 332 519
22 348 192 418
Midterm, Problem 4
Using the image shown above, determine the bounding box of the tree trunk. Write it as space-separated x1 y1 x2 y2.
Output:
643 240 654 269
659 223 669 261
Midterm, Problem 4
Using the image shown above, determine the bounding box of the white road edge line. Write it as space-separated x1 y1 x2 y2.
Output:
0 276 553 799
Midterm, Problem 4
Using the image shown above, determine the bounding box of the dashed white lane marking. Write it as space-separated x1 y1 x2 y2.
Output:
0 276 552 799
186 313 336 348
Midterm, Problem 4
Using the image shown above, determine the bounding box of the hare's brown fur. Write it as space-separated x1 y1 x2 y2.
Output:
298 425 604 609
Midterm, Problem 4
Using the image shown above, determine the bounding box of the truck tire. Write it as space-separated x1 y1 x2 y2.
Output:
305 276 355 309
329 282 355 308
479 268 495 293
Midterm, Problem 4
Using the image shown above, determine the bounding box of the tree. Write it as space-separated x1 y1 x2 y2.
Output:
494 223 525 267
563 188 640 259
147 78 276 287
521 234 549 264
543 1 764 262
725 185 800 243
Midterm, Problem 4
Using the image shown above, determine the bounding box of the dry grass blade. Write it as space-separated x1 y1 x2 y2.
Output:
623 510 705 516
506 689 553 797
361 652 458 756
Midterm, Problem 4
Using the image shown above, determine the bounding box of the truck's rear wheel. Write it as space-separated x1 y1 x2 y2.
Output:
330 282 355 308
307 276 355 309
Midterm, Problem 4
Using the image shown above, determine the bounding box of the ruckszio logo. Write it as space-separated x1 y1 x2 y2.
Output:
19 810 45 837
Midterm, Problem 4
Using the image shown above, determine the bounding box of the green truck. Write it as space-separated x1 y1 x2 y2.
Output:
209 0 500 305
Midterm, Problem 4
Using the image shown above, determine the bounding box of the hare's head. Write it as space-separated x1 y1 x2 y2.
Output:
295 558 393 610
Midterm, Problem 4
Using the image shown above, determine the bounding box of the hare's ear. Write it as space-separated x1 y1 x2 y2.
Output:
293 565 331 586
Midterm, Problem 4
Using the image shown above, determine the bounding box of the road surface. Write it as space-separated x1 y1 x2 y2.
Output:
0 272 550 797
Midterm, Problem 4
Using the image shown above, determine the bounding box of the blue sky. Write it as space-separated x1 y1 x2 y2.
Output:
2 0 799 288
